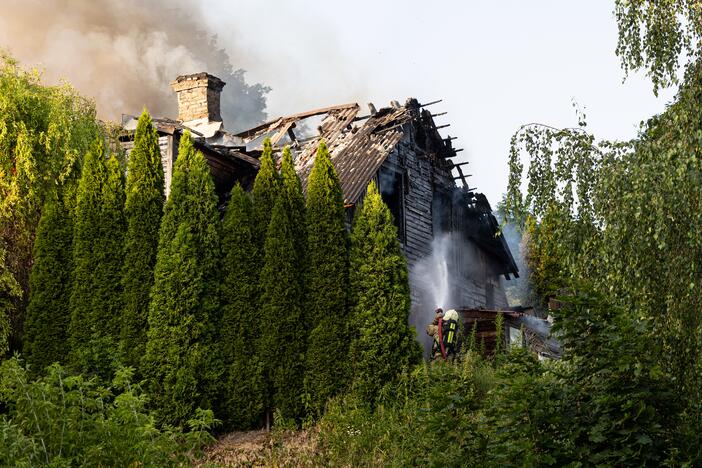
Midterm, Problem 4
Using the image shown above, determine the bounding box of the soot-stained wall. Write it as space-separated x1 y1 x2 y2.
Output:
375 124 509 353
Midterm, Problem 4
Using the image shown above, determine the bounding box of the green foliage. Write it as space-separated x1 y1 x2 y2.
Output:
614 0 702 93
484 294 687 466
506 67 702 416
279 146 307 276
120 109 165 371
142 132 222 427
220 185 264 429
522 208 568 309
22 194 72 372
259 151 307 424
348 181 421 405
304 141 350 416
493 312 504 357
317 354 495 467
0 53 99 353
67 142 125 375
0 244 20 357
317 292 691 466
0 357 216 466
252 138 279 245
551 293 684 465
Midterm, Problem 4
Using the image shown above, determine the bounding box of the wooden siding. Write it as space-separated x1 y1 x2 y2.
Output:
375 126 510 342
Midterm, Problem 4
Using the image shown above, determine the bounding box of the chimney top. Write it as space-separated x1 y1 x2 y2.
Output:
170 72 226 123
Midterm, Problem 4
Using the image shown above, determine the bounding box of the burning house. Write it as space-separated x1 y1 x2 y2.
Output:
120 72 520 352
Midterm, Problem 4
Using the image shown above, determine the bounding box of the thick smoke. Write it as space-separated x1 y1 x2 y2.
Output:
0 0 269 131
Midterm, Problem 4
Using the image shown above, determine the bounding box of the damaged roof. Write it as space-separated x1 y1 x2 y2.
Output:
234 99 453 204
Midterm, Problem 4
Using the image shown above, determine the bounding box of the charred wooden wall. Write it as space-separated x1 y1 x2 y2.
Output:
376 123 509 339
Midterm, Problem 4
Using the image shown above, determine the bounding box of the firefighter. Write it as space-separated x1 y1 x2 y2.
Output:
442 309 461 361
426 308 444 361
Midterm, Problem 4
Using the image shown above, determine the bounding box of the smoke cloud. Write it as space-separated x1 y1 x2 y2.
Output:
0 0 269 131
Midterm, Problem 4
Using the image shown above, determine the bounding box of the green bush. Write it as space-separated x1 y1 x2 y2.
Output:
348 181 422 405
304 140 350 416
259 150 307 424
0 358 216 467
317 353 495 467
142 132 222 428
23 193 73 372
220 185 264 429
120 109 165 371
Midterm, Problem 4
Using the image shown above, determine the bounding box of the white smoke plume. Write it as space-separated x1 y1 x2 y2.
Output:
0 0 269 131
409 233 470 356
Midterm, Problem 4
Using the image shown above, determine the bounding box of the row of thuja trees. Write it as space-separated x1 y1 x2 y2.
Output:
21 109 420 430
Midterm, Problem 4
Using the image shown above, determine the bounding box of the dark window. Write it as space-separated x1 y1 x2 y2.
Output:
378 167 405 242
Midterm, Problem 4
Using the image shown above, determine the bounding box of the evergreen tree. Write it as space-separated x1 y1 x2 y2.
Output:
23 193 73 372
348 181 421 405
279 146 307 270
120 110 165 370
220 185 264 429
68 142 125 374
303 141 350 415
252 138 279 245
142 132 222 427
260 148 307 424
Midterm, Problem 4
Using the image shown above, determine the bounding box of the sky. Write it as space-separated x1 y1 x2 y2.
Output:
201 0 677 203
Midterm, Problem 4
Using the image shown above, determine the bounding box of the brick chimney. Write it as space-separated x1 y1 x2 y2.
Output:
170 72 225 123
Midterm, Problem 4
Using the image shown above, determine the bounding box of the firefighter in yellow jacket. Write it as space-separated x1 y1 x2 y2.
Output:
426 308 461 361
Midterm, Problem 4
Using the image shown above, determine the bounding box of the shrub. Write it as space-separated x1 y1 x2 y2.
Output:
304 141 350 416
142 132 222 427
22 193 72 372
120 109 165 371
220 185 264 429
0 358 216 466
348 181 421 405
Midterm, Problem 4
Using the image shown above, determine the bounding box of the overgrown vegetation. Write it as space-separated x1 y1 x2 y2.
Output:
317 293 690 466
0 53 100 353
0 358 215 466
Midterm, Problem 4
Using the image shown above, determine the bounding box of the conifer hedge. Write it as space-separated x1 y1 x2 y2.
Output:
142 132 222 427
348 181 421 404
120 110 165 371
68 142 125 375
259 147 307 423
304 141 350 415
252 138 279 245
220 185 264 429
23 194 73 372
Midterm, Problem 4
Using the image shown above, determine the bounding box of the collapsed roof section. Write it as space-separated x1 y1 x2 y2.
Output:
234 98 463 204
